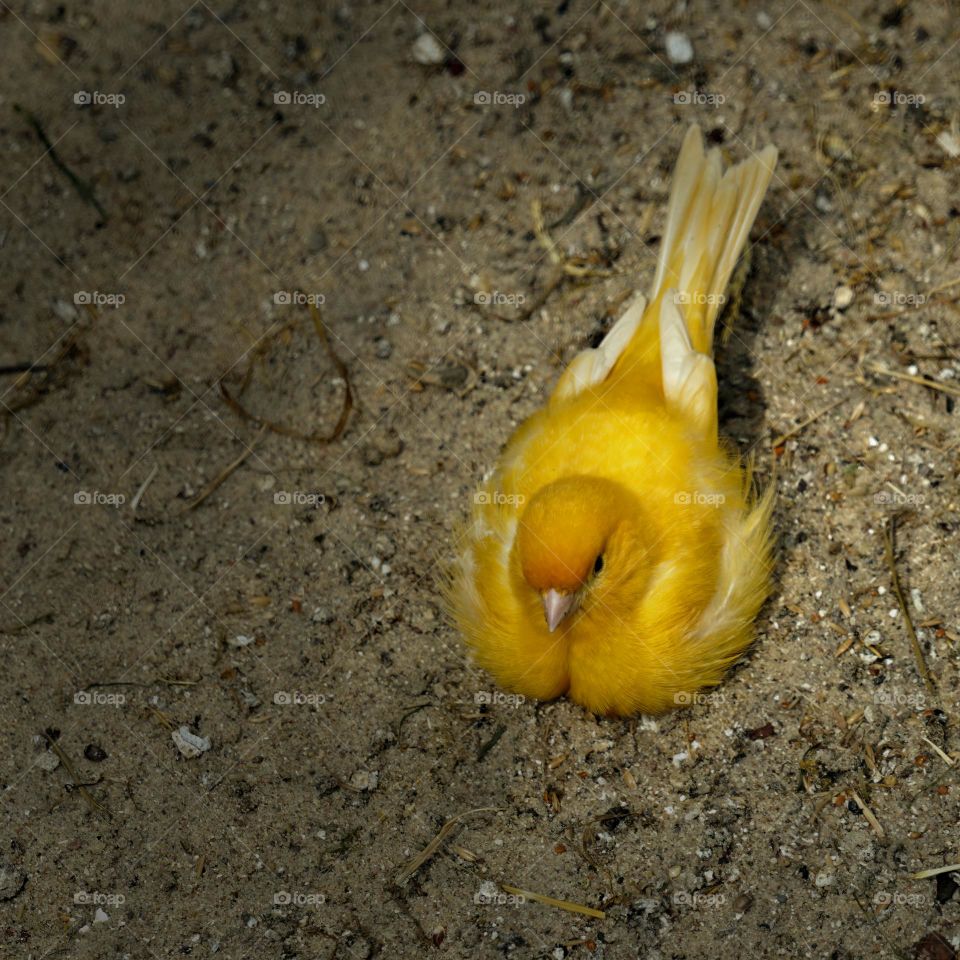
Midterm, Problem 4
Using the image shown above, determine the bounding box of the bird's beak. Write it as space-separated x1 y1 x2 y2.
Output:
543 589 576 633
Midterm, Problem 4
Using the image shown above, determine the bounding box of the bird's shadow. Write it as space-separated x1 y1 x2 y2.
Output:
714 235 795 678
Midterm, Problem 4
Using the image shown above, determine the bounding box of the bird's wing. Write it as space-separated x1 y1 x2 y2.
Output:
551 292 647 403
650 125 777 355
659 291 717 441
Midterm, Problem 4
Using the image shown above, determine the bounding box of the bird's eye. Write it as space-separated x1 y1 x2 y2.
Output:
593 554 604 574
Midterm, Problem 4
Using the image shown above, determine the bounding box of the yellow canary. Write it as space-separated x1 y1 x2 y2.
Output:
448 125 779 716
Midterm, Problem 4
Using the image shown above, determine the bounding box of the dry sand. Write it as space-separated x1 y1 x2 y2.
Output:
1 1 959 957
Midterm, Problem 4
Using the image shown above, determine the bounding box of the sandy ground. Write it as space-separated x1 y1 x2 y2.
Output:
1 1 959 957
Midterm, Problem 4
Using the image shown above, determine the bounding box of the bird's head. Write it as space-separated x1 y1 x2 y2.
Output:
516 476 648 632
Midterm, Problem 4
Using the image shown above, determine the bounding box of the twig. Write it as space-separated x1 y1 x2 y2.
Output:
920 735 955 767
500 883 605 919
476 724 506 762
848 789 884 839
183 426 266 512
394 807 499 886
42 732 108 818
770 397 847 448
84 677 199 689
130 463 158 511
883 516 935 696
15 105 107 220
0 361 49 376
910 863 960 880
220 304 354 442
3 303 97 416
866 363 960 399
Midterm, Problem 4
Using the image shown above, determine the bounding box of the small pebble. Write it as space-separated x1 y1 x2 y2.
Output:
937 131 960 158
411 33 445 65
0 864 27 901
350 769 379 791
374 337 393 359
833 285 854 310
36 752 60 772
664 31 694 64
172 727 211 759
733 893 754 914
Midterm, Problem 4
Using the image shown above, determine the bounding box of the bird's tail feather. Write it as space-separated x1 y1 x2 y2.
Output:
649 126 777 356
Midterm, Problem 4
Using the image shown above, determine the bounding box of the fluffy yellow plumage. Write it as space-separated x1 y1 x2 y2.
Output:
448 126 778 716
